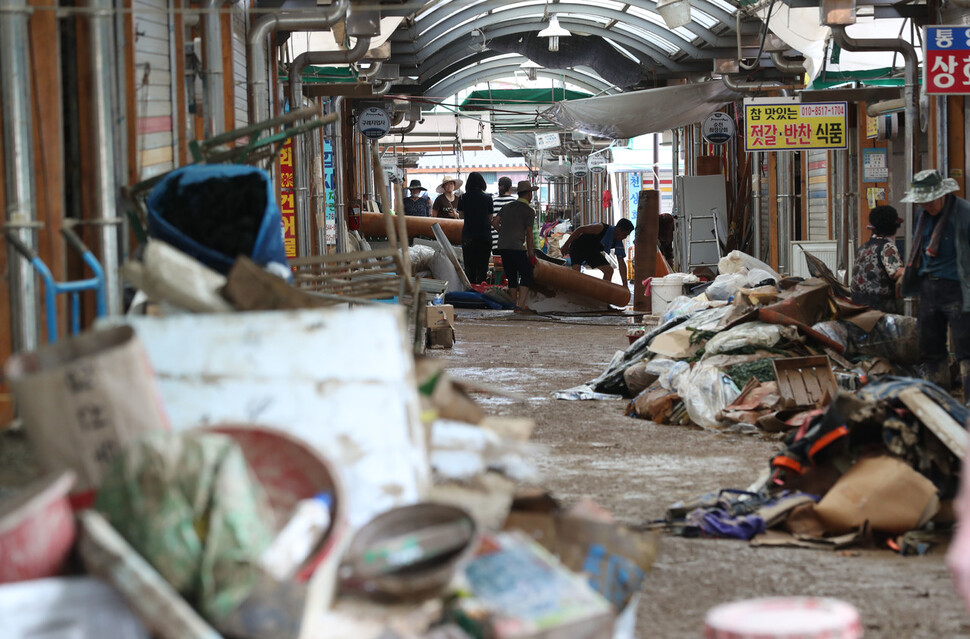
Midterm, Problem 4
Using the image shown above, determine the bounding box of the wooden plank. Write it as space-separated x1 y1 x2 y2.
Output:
221 7 235 132
800 152 808 240
137 115 173 135
898 388 967 460
138 131 175 151
139 145 174 168
173 0 188 166
0 56 8 424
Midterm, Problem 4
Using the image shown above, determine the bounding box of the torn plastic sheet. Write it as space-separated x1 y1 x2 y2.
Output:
553 384 623 401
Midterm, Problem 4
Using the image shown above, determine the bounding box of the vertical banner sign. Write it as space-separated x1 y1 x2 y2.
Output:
925 26 970 94
628 173 641 226
323 139 337 246
743 101 848 151
279 138 297 258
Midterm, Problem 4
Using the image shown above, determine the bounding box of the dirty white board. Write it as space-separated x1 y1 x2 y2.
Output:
120 307 429 528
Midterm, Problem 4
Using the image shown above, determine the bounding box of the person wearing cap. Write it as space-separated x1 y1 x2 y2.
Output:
432 176 462 219
492 180 539 313
403 179 431 217
849 205 904 314
456 172 494 284
558 219 635 287
900 168 970 400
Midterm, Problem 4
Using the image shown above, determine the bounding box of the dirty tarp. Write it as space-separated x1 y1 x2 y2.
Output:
95 431 276 623
540 82 741 139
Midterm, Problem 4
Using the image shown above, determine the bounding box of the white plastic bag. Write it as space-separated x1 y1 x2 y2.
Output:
705 271 749 301
746 268 777 287
718 250 781 281
675 363 741 429
703 322 796 358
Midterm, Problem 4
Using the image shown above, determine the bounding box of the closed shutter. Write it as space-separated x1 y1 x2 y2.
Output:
807 149 829 240
133 0 175 179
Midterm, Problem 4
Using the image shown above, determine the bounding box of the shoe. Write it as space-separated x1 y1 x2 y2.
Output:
513 306 537 315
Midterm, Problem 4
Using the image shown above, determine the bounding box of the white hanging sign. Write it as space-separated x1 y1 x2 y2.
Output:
358 107 392 140
702 112 736 145
535 132 561 149
588 154 607 173
572 158 588 177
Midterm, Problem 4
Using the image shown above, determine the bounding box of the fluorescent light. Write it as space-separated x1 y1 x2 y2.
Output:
520 59 541 81
656 0 691 29
538 15 570 52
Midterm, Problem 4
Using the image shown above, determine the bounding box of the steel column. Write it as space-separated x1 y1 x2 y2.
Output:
203 0 225 137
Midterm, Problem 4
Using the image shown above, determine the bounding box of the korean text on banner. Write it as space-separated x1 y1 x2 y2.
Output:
925 26 970 95
324 139 337 246
279 139 297 259
744 102 848 151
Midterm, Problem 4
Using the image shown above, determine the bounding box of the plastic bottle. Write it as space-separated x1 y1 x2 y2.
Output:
259 493 332 581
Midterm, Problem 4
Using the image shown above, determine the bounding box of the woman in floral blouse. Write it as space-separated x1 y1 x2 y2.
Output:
850 205 903 313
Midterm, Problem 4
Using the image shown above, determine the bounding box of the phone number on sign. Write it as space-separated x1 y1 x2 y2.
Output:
799 104 846 118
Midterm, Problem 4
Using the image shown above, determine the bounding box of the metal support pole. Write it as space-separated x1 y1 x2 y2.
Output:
751 151 761 260
203 0 225 137
334 97 348 252
832 150 846 270
89 0 122 315
938 96 949 176
1 0 40 351
776 151 791 274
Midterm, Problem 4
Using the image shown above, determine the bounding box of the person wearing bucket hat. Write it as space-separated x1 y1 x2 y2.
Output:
900 168 970 402
432 176 463 219
403 179 431 217
492 181 540 313
849 205 904 313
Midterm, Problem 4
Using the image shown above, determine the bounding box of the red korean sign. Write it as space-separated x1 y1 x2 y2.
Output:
279 138 297 259
925 26 970 94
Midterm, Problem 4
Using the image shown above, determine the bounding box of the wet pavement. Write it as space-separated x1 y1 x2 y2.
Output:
430 310 970 638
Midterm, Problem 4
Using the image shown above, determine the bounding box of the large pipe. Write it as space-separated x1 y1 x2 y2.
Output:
533 261 630 308
289 37 372 108
203 0 225 136
89 0 122 315
721 75 799 93
1 0 39 350
361 212 463 244
866 98 905 117
832 25 919 278
388 118 417 135
247 0 349 124
770 51 806 74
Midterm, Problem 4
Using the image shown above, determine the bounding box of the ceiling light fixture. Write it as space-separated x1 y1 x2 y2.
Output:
520 59 541 81
538 15 570 52
656 0 691 29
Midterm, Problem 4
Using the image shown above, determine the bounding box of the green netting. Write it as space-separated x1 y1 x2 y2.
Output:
280 65 357 84
459 88 592 111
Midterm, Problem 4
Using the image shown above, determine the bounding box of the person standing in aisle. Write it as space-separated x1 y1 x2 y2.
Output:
900 169 970 402
457 172 494 285
403 179 431 217
433 176 462 219
493 181 539 314
491 176 516 254
849 205 903 313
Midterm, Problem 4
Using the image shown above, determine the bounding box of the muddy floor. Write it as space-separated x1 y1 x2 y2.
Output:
431 310 970 639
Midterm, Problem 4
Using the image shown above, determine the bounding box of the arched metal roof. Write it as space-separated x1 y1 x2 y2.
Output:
385 0 759 99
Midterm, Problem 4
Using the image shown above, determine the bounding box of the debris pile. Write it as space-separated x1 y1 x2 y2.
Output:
0 187 657 638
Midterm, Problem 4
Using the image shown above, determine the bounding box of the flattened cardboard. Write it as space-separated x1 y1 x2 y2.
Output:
647 328 701 359
814 455 940 535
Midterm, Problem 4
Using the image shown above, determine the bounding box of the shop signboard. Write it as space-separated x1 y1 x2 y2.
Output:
357 107 391 139
925 26 970 94
572 158 588 177
323 139 336 246
588 154 607 173
535 132 561 149
279 138 297 258
702 112 735 145
743 100 848 151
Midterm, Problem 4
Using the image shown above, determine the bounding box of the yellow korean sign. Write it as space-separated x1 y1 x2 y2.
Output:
743 101 848 151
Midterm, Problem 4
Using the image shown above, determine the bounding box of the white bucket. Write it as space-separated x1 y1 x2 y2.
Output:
650 280 684 316
704 597 863 639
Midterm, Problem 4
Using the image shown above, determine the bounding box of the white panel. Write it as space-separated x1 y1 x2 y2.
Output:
680 175 727 270
233 5 249 128
790 240 837 279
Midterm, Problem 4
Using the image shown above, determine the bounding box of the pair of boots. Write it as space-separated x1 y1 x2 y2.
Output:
925 359 970 406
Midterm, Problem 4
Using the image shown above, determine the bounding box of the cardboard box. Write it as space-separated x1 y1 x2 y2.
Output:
426 327 456 349
426 304 455 328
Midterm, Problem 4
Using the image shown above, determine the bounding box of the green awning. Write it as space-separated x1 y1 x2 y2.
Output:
459 88 592 111
280 65 357 84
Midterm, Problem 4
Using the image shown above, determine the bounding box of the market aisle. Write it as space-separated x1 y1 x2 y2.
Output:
433 312 970 639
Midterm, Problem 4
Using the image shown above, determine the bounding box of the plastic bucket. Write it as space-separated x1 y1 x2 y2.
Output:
650 280 683 316
704 597 863 639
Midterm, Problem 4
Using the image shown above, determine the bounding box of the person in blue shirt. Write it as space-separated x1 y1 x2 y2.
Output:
900 169 970 403
558 219 634 287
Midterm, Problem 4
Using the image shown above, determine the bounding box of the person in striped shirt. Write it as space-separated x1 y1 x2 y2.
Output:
491 176 516 254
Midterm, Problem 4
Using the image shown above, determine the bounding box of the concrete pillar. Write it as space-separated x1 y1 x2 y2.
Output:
634 189 660 312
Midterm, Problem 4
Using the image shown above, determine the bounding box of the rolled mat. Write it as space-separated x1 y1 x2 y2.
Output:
361 212 463 244
533 260 631 307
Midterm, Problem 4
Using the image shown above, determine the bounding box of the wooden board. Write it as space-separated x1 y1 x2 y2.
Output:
897 387 967 460
772 356 837 407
